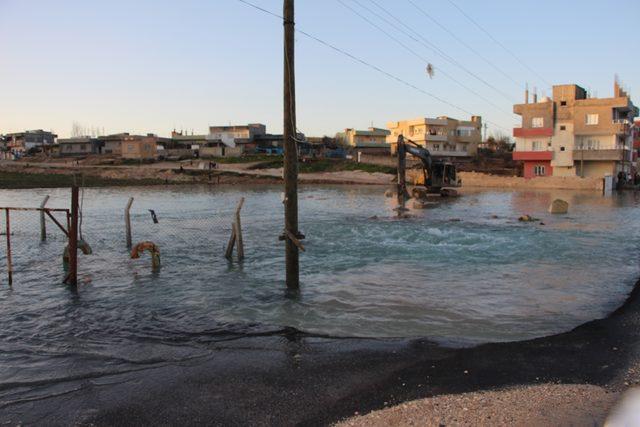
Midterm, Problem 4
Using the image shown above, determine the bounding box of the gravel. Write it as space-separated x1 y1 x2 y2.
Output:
337 384 618 427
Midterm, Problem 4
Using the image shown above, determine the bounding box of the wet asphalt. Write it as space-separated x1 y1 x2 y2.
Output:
3 280 639 426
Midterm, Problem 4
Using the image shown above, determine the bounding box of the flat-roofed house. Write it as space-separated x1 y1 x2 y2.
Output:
5 130 57 156
122 135 158 160
58 137 104 156
206 123 267 156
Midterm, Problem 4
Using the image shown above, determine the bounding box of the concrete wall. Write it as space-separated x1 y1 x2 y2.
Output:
122 139 157 159
450 171 603 191
579 161 616 179
200 146 244 157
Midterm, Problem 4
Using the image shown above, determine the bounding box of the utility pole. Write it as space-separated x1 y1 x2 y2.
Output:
283 0 300 290
396 135 407 215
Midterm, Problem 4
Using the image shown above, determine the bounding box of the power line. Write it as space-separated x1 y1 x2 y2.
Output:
356 0 516 103
233 0 510 133
337 0 513 117
236 0 283 19
445 0 552 88
402 0 522 89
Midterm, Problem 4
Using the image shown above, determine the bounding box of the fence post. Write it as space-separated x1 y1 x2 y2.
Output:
5 209 12 286
235 197 245 261
125 197 134 250
40 195 50 242
225 228 236 260
224 197 245 261
67 186 79 287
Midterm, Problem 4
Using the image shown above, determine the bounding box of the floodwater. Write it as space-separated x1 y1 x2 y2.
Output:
0 185 639 395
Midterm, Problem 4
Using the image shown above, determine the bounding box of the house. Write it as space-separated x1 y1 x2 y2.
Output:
512 80 638 181
386 117 481 158
122 135 158 160
206 123 267 155
58 137 104 156
98 133 130 155
336 127 391 154
5 130 57 156
170 131 208 150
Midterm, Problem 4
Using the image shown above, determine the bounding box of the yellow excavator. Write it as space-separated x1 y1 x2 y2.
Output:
396 135 460 204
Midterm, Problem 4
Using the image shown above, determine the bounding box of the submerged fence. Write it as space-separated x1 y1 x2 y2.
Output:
0 187 248 287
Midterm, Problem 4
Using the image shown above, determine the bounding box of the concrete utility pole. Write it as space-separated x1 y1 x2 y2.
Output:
283 0 300 290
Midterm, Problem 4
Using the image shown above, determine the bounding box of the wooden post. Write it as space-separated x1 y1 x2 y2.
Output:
40 195 50 242
5 209 12 286
125 197 134 250
397 135 407 215
283 0 300 290
235 198 245 261
66 186 79 287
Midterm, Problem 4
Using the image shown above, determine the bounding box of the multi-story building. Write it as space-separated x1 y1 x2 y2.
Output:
386 116 482 158
5 130 57 155
336 128 390 147
512 81 638 180
633 120 640 171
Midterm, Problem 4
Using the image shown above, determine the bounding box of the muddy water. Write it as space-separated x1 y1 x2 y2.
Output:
0 185 639 397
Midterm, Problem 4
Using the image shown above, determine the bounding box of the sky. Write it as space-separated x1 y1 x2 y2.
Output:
1 0 639 139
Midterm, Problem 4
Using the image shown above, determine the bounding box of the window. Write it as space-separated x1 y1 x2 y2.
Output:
433 144 440 151
560 125 566 131
560 101 567 106
581 139 600 150
532 117 544 128
560 146 565 152
532 141 543 151
533 165 546 176
586 114 599 125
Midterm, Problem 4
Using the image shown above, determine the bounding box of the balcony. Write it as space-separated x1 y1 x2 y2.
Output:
513 127 554 138
573 146 630 161
513 151 553 161
424 133 448 142
430 150 469 157
612 119 631 135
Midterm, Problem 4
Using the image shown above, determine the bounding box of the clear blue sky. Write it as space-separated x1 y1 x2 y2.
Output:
1 0 638 138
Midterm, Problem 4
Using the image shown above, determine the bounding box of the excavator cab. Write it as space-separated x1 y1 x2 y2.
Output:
427 161 459 191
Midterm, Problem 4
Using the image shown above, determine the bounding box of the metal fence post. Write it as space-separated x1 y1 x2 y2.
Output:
125 197 134 250
40 195 50 242
66 186 79 287
5 209 12 286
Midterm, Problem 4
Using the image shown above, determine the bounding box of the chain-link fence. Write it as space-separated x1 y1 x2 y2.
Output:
0 206 71 285
0 191 254 287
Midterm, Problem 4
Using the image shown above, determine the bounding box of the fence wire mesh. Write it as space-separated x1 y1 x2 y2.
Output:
0 208 70 284
0 192 269 287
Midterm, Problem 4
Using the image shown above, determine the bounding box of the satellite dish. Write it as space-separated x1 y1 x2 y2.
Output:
426 63 435 79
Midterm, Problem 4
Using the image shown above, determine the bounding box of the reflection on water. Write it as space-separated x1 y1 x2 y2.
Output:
0 185 639 397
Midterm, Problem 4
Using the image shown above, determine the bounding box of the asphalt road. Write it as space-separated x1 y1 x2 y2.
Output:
2 277 639 426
